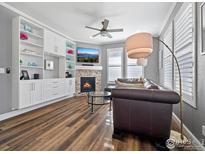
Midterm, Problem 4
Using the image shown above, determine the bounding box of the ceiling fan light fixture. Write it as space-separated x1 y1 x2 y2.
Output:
85 19 123 39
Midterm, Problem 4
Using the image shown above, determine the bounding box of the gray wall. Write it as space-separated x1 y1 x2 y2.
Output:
160 2 205 146
0 6 15 114
144 37 159 83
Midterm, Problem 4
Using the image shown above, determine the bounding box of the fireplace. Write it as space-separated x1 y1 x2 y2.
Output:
81 77 96 92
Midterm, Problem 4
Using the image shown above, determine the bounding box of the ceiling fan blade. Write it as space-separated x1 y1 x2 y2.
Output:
85 26 101 31
107 28 124 32
92 32 101 38
106 32 112 38
103 19 109 30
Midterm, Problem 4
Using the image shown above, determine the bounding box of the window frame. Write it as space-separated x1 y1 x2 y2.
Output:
107 47 123 84
125 54 144 78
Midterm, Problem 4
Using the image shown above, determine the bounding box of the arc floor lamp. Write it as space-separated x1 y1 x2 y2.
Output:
125 32 187 143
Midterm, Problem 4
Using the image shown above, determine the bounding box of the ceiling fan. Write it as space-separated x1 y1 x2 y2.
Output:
85 19 123 38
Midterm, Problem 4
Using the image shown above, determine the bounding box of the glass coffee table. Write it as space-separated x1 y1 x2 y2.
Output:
87 91 112 113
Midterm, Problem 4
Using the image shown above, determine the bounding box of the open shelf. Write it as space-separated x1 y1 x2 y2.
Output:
66 60 75 63
20 51 43 58
20 65 43 69
66 68 76 71
20 17 44 36
66 54 75 57
66 47 75 51
21 40 43 48
20 29 43 39
66 41 75 49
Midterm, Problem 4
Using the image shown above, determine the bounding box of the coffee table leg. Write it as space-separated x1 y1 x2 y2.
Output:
91 96 94 113
109 99 111 111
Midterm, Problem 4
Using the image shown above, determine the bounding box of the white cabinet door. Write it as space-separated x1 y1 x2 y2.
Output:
65 79 71 95
31 81 43 105
55 34 66 57
43 79 66 101
44 29 56 54
19 81 32 109
65 78 75 96
71 78 75 94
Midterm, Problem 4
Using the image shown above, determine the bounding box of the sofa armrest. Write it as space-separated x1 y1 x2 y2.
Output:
111 88 180 104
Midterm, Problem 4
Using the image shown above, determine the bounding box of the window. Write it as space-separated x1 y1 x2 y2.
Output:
174 3 196 107
163 23 173 89
107 48 123 83
126 56 143 78
161 3 196 107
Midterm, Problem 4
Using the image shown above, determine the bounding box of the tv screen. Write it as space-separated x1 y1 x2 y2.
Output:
77 47 100 63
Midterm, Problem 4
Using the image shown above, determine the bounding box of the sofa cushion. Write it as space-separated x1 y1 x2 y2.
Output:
117 78 144 84
115 80 144 88
144 81 159 89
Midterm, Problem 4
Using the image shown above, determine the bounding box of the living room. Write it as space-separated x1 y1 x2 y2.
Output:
0 1 204 152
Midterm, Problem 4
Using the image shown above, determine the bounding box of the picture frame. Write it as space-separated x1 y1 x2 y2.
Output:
20 70 30 80
45 60 54 70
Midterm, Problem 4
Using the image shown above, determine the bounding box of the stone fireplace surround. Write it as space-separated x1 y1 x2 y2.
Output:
75 67 102 96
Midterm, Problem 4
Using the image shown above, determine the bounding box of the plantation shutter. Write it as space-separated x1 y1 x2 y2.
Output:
174 3 196 106
163 23 173 89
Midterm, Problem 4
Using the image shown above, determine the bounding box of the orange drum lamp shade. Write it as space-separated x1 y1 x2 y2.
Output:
125 32 153 59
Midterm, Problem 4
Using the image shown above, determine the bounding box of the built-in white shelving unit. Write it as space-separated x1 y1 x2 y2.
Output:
65 40 76 77
17 17 44 80
12 16 76 110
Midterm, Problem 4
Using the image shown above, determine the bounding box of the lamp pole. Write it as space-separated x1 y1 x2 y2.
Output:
155 38 184 140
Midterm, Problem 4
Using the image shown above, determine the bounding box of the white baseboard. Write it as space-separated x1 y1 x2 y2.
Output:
0 96 72 122
172 112 205 151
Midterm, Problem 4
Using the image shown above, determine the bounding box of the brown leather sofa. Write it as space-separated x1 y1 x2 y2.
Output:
111 79 180 142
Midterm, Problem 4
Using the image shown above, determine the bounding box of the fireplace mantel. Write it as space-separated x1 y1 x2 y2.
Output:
76 65 102 70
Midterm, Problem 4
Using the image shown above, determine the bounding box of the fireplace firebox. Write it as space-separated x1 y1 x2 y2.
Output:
81 77 96 92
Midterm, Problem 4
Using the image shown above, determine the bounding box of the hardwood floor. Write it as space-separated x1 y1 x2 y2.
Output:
0 96 195 151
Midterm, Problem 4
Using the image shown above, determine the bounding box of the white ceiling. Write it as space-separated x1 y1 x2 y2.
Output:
8 2 176 45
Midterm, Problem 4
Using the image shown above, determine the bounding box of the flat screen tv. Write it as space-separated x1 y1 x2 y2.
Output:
77 47 100 63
